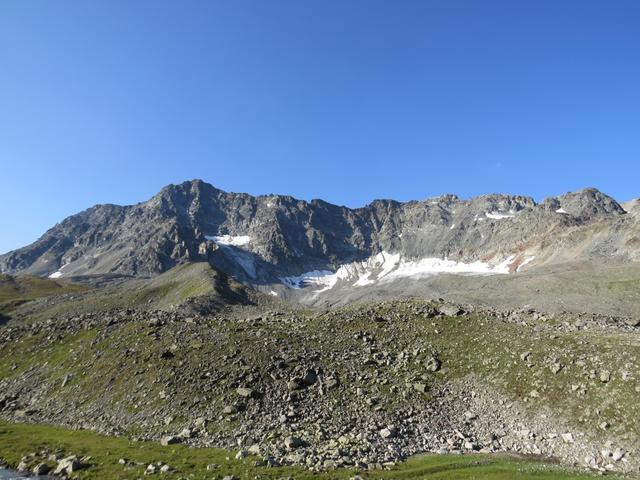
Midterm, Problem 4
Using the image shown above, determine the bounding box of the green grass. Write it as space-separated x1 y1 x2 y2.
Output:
0 274 86 317
5 262 252 323
0 421 616 479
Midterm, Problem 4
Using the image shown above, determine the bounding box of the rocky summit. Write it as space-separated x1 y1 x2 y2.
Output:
0 180 640 478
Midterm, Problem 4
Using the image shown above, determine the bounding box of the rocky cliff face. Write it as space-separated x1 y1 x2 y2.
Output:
1 180 638 297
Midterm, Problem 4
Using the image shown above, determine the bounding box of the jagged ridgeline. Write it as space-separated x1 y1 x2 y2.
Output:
1 179 639 314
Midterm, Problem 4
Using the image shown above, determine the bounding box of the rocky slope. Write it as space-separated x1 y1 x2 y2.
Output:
0 299 638 474
1 181 638 304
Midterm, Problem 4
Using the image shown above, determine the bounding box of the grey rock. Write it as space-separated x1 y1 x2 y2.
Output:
160 435 182 446
32 463 50 475
379 426 397 439
284 436 304 449
236 387 255 398
426 356 441 372
439 305 463 317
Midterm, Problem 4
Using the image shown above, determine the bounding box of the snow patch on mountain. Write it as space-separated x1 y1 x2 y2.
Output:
516 256 536 272
48 262 69 279
205 235 251 246
280 251 519 294
280 270 337 291
206 237 256 278
485 210 516 220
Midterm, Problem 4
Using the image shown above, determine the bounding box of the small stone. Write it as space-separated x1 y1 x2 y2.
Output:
439 304 463 317
160 435 182 446
561 432 574 444
464 410 477 421
248 444 261 455
600 370 611 383
236 387 255 398
550 363 563 374
324 377 340 389
303 369 318 385
463 441 478 451
426 356 441 372
32 463 50 475
379 426 397 439
413 383 427 393
284 436 304 449
287 379 304 391
612 448 626 462
54 456 86 475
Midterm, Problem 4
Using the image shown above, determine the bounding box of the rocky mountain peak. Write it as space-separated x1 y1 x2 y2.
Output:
542 188 626 218
1 181 637 297
622 198 640 214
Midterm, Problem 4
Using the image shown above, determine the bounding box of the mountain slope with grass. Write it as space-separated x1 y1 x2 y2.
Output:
1 262 256 325
0 274 86 323
0 298 637 475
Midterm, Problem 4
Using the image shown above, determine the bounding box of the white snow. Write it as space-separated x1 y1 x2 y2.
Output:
485 210 516 220
280 270 337 291
269 290 278 296
205 235 256 277
48 262 69 278
556 208 568 214
205 235 251 246
516 256 536 272
280 251 517 294
386 255 515 278
450 223 456 230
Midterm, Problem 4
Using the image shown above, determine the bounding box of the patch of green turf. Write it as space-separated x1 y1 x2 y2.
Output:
0 274 86 317
6 262 252 323
0 421 616 479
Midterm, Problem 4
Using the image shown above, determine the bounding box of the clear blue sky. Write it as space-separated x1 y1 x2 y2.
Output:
1 1 639 254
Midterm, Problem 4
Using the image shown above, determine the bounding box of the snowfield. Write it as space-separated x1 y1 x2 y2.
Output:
485 210 516 220
205 235 251 246
280 251 522 294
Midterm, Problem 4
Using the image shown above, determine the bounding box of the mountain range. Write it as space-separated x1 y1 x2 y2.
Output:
2 179 639 307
